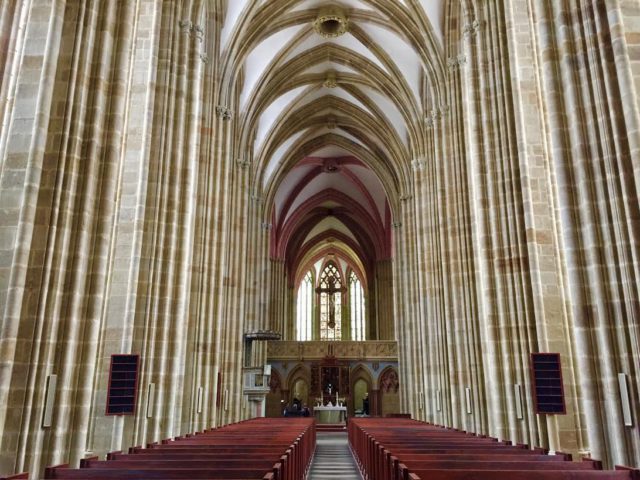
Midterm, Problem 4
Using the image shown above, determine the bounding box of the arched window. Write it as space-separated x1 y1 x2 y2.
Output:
349 271 366 341
296 271 313 341
319 262 342 341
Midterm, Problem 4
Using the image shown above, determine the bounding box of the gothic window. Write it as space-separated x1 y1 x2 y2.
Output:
349 271 366 341
296 271 314 341
319 262 342 341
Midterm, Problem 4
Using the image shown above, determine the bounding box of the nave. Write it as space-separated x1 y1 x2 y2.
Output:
1 1 639 476
3 418 639 480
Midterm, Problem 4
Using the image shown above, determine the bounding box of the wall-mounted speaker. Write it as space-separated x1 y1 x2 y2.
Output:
42 374 57 428
196 386 203 414
465 387 472 414
618 373 633 427
514 384 524 420
146 383 155 418
436 389 442 412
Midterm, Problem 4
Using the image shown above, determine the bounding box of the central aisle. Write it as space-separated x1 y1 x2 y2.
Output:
308 432 362 480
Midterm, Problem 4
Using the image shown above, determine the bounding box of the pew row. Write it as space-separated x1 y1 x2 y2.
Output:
349 418 639 480
44 418 315 480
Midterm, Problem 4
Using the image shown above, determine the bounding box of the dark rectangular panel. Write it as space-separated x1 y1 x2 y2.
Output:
530 353 566 414
106 354 139 416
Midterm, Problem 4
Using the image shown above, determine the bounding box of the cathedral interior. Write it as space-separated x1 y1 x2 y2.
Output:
0 0 639 477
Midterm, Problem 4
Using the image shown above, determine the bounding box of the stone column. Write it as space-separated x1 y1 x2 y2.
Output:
0 2 67 471
525 0 640 465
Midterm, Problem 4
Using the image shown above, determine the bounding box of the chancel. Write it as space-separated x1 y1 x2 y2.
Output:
0 1 639 479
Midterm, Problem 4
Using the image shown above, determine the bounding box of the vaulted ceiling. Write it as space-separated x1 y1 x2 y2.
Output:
218 0 447 287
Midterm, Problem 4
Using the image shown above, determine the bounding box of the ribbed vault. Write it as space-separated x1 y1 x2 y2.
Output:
217 0 446 324
3 0 640 473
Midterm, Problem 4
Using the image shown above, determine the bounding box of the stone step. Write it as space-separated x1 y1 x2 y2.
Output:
316 423 348 433
308 432 362 480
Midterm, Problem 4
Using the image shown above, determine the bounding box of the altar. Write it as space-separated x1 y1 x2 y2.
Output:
313 404 347 424
265 342 400 419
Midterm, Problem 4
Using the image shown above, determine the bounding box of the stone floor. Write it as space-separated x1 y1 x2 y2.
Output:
308 432 362 480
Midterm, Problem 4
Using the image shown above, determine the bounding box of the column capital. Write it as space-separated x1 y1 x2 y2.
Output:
447 54 467 71
180 20 205 42
236 158 251 169
179 20 193 34
463 20 480 38
411 157 427 171
216 106 233 121
425 105 449 128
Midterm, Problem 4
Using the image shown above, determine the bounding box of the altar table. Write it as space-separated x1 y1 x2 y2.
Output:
313 405 347 424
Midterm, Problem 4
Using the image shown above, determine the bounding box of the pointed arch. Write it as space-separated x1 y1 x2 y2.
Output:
348 269 367 341
350 364 374 415
295 270 315 341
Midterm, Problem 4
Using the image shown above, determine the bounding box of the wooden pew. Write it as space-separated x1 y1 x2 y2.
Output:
108 452 285 461
392 453 570 462
79 459 279 470
46 467 277 479
408 471 637 480
43 418 315 480
403 461 600 471
349 418 640 480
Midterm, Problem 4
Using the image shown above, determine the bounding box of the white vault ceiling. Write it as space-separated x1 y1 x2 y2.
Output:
219 0 446 285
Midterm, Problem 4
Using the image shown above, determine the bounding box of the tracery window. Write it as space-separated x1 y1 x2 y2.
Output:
296 271 313 341
319 262 342 341
349 271 366 341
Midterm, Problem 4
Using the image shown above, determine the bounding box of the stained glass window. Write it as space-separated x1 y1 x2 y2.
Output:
296 271 313 341
350 271 365 341
319 262 342 341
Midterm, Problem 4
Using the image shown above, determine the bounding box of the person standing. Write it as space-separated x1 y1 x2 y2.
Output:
362 392 370 415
